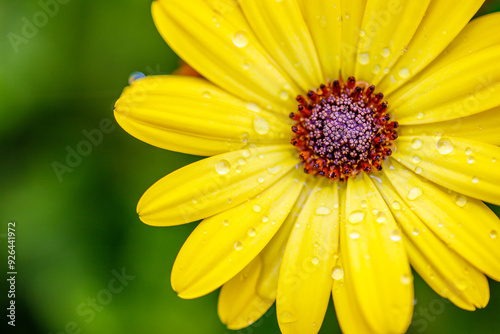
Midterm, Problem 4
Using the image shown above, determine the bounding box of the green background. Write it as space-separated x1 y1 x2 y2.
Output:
1 1 500 333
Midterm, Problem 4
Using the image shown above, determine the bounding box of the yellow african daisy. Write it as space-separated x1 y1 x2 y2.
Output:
114 0 500 333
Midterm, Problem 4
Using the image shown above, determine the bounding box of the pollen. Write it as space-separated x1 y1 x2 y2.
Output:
290 77 398 181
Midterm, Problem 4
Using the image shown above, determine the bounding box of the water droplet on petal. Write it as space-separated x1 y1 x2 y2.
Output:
412 156 421 164
348 211 365 224
279 91 289 100
472 176 479 184
233 31 249 48
399 68 410 79
467 156 475 164
215 160 231 175
490 230 498 239
315 206 332 216
465 147 473 156
401 274 411 284
415 167 423 174
253 116 270 135
128 71 146 84
407 187 423 201
242 149 251 158
455 278 468 291
411 227 420 235
262 216 269 223
223 219 229 226
390 229 402 241
235 166 242 173
436 138 454 154
455 195 467 207
417 112 424 120
248 229 256 237
267 165 282 175
392 201 402 210
349 230 360 239
358 53 370 65
257 177 264 183
311 257 320 265
381 48 390 57
253 204 261 213
332 266 345 280
411 138 423 150
234 241 243 250
376 212 386 223
360 200 368 208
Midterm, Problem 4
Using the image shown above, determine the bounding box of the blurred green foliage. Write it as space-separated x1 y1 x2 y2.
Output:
1 0 500 333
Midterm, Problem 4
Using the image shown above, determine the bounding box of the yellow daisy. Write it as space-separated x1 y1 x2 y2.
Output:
114 0 500 333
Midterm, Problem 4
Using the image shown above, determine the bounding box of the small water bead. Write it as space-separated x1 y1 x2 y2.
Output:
238 158 246 166
248 229 257 237
465 147 473 155
398 68 410 79
376 212 386 223
360 200 368 208
253 204 262 213
235 166 242 173
407 187 423 201
401 274 411 284
411 138 422 150
192 198 198 204
436 137 454 155
242 63 250 70
332 266 345 280
311 257 320 265
257 177 265 183
415 167 422 174
412 156 421 164
390 229 402 241
349 230 361 239
279 91 289 100
202 91 212 99
411 227 420 236
227 198 232 204
358 53 370 65
490 230 498 239
455 195 467 207
472 176 479 184
253 116 270 135
234 242 243 251
242 149 251 158
417 112 424 120
246 102 260 113
128 71 146 84
381 48 390 57
392 201 402 210
467 156 475 164
258 154 265 160
223 220 229 226
262 216 269 223
233 31 249 48
372 65 381 74
348 211 365 224
267 165 282 175
215 160 231 175
455 278 468 291
315 206 332 216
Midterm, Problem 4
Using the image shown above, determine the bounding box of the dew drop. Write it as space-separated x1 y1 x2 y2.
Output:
238 158 246 166
311 257 320 265
411 227 420 236
348 211 365 224
234 241 243 251
315 206 332 216
407 187 423 201
360 200 368 208
455 195 467 207
253 204 261 212
381 48 390 57
358 53 370 65
253 116 270 135
372 65 381 74
349 230 360 239
401 274 411 284
257 176 264 183
415 167 423 174
436 137 454 155
411 138 423 150
465 147 473 156
331 266 345 280
398 68 410 79
267 165 282 175
392 201 402 210
233 31 249 48
455 278 468 291
242 63 250 70
202 91 212 99
235 166 242 173
248 229 256 237
242 149 251 158
246 102 260 112
390 229 402 241
128 71 146 84
376 212 386 223
258 154 265 160
490 230 498 239
223 219 229 226
279 91 289 100
262 216 269 223
412 156 421 164
215 160 231 175
472 176 479 184
417 112 424 120
467 156 475 164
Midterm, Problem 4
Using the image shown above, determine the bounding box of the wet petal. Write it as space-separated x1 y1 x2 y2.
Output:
115 76 291 156
277 179 340 334
138 145 297 226
218 256 274 330
152 0 300 113
171 171 304 298
393 136 500 205
341 174 413 333
384 160 500 281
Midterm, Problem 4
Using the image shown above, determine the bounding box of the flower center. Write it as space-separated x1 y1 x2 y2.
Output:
290 77 398 181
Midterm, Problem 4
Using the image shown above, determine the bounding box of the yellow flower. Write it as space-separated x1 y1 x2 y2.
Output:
114 0 500 333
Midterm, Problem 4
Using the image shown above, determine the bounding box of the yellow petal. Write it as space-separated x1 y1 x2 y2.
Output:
239 0 323 91
300 0 342 81
172 171 304 299
339 0 367 78
115 76 291 156
152 0 299 113
398 106 500 146
355 0 430 85
257 187 309 301
389 45 500 125
373 173 489 310
393 136 500 205
332 256 374 334
277 179 340 334
138 145 297 226
341 173 413 333
379 0 484 95
218 256 274 330
384 160 500 281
